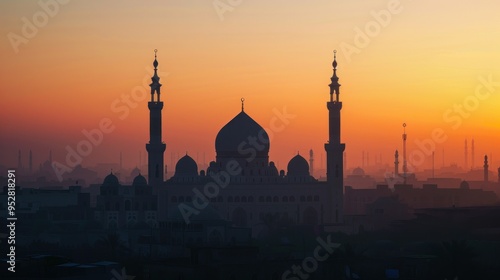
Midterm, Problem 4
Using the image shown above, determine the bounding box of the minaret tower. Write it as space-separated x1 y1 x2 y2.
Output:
146 49 166 187
309 149 314 178
402 123 408 185
394 150 399 176
484 155 489 182
464 139 468 170
324 50 345 223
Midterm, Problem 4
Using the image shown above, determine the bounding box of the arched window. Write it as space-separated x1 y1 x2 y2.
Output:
241 196 247 202
289 196 295 202
125 200 131 211
282 196 288 202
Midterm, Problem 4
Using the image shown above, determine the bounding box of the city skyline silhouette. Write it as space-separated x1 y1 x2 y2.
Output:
1 1 500 279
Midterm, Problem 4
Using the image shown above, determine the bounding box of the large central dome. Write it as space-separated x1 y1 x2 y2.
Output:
215 111 270 156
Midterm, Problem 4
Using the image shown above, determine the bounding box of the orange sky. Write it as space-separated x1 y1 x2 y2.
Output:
1 0 499 175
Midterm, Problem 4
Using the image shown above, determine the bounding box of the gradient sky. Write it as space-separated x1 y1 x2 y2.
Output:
1 0 500 175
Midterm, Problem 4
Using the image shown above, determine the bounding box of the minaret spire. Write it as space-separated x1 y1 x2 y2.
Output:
150 49 162 102
329 50 341 102
241 97 245 112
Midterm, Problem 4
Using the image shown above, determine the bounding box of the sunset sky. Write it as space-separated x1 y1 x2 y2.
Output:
1 0 500 176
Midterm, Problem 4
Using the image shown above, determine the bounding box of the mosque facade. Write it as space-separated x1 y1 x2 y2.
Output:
97 50 346 235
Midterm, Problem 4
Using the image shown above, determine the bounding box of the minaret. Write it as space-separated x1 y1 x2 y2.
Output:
146 49 166 187
309 149 314 177
484 155 489 182
471 139 475 169
324 50 345 223
394 150 399 176
464 139 468 170
402 123 408 185
29 150 33 174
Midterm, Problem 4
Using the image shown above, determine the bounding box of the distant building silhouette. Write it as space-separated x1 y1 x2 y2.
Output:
394 150 399 176
484 155 489 182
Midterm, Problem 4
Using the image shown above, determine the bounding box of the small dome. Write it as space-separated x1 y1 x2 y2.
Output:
287 154 309 176
103 172 119 187
132 174 147 187
460 180 469 189
174 155 198 177
352 167 365 176
215 111 269 156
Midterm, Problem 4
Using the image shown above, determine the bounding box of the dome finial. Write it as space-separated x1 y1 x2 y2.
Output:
332 50 338 69
241 98 245 112
153 49 158 69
